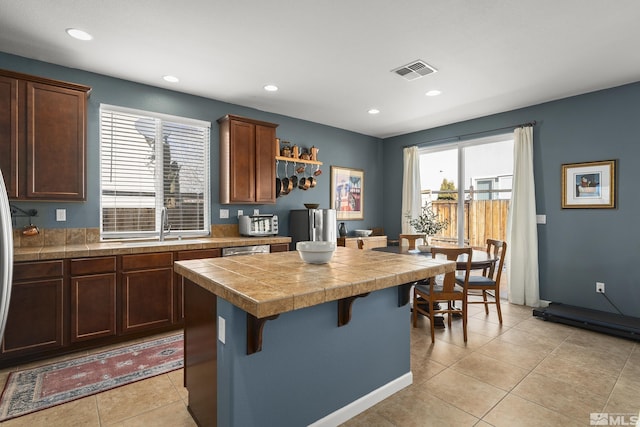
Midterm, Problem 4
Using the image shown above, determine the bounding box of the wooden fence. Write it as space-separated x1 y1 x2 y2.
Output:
430 200 509 249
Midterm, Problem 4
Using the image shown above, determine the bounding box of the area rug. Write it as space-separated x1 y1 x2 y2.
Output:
0 333 184 421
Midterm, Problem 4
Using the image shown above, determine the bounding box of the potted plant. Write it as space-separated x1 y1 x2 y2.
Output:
406 206 449 248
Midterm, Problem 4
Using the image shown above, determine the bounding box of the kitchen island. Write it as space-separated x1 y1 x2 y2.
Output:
174 246 454 426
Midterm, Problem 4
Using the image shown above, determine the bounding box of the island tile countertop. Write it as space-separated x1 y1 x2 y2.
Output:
13 236 291 262
174 247 455 318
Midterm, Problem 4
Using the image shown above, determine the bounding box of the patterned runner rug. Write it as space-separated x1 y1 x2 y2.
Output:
0 333 183 421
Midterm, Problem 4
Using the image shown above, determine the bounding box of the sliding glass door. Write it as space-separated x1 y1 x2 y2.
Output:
419 134 513 248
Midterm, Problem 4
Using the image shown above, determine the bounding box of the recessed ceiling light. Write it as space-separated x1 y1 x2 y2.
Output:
425 90 442 97
66 28 93 41
368 109 380 115
163 75 179 83
264 84 278 92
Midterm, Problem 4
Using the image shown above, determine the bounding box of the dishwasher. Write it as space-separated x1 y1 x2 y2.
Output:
222 245 270 257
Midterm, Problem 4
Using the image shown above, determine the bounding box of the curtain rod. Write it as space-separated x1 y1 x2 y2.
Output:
404 120 537 149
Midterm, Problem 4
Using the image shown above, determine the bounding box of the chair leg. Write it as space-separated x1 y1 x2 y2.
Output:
482 290 489 314
412 294 418 327
495 291 503 324
447 301 453 327
429 309 436 343
462 300 468 342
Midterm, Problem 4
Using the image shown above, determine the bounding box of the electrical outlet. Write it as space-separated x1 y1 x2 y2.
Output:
218 316 226 344
56 209 66 221
219 208 229 219
253 209 260 215
596 282 605 293
237 209 243 218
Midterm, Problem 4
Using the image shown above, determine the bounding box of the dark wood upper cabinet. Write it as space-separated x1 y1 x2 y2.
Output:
0 69 90 200
218 114 278 204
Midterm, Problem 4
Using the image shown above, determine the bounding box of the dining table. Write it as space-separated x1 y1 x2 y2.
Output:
373 245 498 271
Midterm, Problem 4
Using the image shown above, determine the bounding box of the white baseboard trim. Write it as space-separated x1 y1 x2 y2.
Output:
308 372 413 427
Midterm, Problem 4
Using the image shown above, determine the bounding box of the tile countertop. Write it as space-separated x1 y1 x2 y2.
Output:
13 236 292 262
174 246 455 318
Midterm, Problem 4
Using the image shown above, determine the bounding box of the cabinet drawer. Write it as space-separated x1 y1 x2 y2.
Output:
121 253 173 271
13 260 64 281
70 256 116 276
176 249 221 261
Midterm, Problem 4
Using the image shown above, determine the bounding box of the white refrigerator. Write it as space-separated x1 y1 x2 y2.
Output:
0 169 13 341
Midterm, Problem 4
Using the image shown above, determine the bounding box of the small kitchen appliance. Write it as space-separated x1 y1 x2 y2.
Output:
239 214 279 237
289 208 337 250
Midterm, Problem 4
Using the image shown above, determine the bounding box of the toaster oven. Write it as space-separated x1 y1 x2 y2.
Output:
238 214 279 237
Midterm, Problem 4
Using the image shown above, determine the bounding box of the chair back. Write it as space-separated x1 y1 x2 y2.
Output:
485 239 507 283
431 246 473 292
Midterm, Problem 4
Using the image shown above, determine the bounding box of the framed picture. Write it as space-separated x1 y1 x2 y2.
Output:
561 160 616 209
330 166 364 220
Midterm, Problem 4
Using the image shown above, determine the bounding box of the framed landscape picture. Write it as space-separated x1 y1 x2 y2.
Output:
561 160 616 209
330 166 364 220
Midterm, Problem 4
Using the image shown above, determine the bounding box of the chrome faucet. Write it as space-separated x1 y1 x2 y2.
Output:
159 207 170 241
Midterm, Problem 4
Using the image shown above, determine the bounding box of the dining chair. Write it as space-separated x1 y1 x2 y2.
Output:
412 246 473 343
457 239 507 323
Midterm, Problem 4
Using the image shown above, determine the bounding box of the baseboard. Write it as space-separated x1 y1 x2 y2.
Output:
308 372 413 427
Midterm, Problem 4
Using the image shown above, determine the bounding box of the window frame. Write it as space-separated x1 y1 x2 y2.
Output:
99 104 211 241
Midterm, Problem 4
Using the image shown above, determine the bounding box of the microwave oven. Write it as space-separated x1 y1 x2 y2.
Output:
239 214 279 237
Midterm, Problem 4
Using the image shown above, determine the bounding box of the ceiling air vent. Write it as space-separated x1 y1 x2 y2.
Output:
392 60 438 81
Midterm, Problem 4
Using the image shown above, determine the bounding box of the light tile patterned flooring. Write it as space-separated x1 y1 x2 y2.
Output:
1 299 639 426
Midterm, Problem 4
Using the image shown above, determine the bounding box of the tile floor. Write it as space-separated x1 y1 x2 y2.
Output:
0 299 638 426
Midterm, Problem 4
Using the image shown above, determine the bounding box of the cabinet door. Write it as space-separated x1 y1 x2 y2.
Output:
229 119 256 203
26 81 86 200
71 273 117 342
2 278 65 355
0 75 18 198
121 267 174 334
175 249 221 323
255 124 276 203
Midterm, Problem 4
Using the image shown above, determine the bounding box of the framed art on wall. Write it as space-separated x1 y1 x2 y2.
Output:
330 166 364 220
561 160 616 209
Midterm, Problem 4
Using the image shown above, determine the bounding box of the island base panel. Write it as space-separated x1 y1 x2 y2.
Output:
184 279 217 426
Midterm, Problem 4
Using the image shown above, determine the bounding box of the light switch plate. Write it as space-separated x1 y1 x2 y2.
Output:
253 209 260 215
218 316 226 344
56 209 66 222
220 209 229 219
536 214 546 224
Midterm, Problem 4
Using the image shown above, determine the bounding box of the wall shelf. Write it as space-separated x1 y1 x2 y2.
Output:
275 155 322 166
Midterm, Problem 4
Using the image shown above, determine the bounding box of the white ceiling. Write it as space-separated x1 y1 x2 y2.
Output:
1 0 639 138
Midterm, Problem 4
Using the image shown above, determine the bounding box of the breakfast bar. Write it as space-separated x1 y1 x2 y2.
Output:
174 247 454 426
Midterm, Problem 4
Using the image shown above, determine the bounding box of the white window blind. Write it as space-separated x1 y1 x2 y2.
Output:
100 105 210 240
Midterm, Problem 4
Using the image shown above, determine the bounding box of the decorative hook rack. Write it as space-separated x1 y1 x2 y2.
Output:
9 205 38 218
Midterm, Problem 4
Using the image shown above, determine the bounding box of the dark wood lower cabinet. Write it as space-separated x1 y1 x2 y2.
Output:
184 279 217 427
121 253 174 334
175 249 221 324
70 257 117 342
270 243 289 253
2 261 65 356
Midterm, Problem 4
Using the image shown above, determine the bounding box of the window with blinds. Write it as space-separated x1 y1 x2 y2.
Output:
99 105 211 240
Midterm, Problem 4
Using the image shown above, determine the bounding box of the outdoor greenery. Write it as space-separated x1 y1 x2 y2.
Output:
437 178 457 200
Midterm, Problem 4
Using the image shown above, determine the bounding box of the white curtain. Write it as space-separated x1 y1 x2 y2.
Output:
506 126 540 307
401 146 422 233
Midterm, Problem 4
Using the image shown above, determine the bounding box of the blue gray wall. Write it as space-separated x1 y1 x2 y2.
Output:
217 287 409 426
2 52 383 237
4 50 639 316
383 82 640 317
